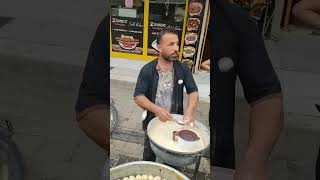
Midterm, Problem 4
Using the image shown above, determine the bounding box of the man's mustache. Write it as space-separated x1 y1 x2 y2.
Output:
171 52 179 56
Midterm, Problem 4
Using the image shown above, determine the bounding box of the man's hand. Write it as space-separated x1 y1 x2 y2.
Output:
155 107 172 122
183 113 193 125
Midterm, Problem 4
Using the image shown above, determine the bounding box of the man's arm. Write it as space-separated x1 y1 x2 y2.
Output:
184 92 199 124
182 63 199 123
134 95 172 121
235 94 284 180
77 105 109 151
134 95 161 114
75 16 109 153
234 5 284 180
248 93 284 162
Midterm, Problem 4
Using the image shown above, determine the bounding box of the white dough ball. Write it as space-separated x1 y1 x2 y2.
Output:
148 175 154 180
136 175 142 180
154 176 161 180
129 176 135 180
122 177 129 180
141 175 148 180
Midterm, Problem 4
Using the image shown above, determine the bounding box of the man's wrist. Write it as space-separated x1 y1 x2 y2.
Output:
151 104 162 115
185 109 193 117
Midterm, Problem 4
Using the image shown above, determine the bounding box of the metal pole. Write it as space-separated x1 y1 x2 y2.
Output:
192 155 201 180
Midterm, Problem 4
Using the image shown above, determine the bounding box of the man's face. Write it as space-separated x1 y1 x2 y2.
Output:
158 33 179 62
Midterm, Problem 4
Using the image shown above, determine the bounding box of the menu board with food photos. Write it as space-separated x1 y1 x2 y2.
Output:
111 16 144 55
147 20 183 56
181 0 207 71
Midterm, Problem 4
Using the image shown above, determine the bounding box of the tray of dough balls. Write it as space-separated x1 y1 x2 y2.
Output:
110 161 190 180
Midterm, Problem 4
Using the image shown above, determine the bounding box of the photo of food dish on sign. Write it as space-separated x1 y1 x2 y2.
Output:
115 35 140 50
185 32 198 45
189 2 204 16
186 18 201 31
181 0 206 71
111 17 144 55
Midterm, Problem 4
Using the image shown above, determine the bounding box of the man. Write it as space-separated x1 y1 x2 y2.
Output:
210 0 284 180
134 28 199 161
75 15 109 179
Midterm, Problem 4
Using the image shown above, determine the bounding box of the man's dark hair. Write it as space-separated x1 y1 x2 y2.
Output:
157 28 179 45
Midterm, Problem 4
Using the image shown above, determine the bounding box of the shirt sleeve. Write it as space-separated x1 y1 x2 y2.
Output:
134 66 151 97
183 65 198 94
75 15 109 115
236 12 282 104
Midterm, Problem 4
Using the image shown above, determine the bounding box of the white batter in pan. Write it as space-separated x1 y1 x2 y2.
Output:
147 115 210 154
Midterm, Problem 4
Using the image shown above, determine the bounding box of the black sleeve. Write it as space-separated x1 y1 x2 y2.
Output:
75 15 110 113
133 66 151 97
236 12 281 103
183 65 198 94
